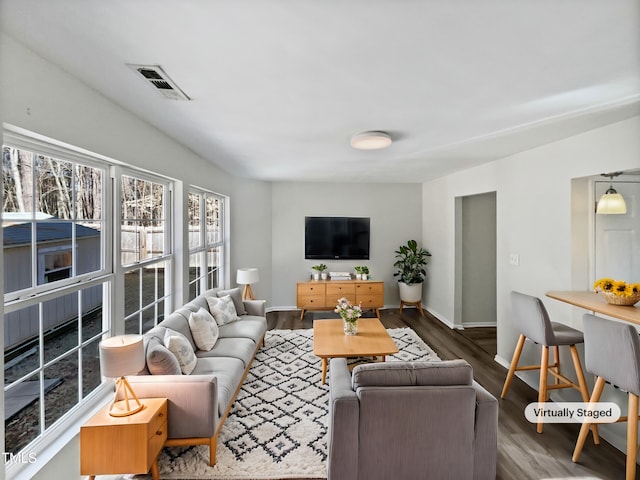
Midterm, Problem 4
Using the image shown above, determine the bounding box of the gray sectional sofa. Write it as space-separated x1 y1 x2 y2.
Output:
124 288 267 466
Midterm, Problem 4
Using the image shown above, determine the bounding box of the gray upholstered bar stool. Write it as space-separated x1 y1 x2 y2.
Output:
501 291 597 438
573 314 640 480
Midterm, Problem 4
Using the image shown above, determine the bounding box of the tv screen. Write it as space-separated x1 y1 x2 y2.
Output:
304 217 370 260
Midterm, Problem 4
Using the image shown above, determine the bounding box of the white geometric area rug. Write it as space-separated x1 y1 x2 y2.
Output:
128 327 440 480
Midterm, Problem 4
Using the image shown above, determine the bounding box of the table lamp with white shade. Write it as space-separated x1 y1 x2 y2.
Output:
99 335 146 417
236 268 259 300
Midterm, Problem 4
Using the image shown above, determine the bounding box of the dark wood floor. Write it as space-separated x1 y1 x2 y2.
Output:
266 307 630 480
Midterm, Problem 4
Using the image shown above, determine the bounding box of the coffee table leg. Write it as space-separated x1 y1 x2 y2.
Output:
321 358 328 384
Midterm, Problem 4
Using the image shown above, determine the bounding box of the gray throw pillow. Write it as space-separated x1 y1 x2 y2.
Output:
217 288 246 315
164 328 198 375
146 337 182 375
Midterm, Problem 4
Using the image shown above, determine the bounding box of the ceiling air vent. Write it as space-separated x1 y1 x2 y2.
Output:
127 64 190 101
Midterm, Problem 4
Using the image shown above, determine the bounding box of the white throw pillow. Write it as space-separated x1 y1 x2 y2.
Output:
188 307 219 351
216 288 246 315
164 328 198 374
206 295 240 326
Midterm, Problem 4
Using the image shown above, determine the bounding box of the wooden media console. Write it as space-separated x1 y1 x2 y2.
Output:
296 280 384 319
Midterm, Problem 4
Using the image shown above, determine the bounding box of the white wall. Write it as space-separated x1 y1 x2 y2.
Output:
229 178 273 303
422 114 640 453
0 34 272 479
271 182 423 308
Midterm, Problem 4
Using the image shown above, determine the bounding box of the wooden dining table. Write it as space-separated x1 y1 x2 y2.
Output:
546 291 640 325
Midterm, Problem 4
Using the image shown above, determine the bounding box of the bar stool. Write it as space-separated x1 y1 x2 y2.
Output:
573 314 640 480
501 291 597 439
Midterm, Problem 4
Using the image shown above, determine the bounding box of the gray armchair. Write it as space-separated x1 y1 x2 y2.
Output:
327 358 498 480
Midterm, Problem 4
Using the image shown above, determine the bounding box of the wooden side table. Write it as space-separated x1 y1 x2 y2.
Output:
80 397 167 480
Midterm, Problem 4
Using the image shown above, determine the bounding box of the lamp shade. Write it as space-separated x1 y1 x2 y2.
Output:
237 268 259 285
99 335 145 378
596 189 627 214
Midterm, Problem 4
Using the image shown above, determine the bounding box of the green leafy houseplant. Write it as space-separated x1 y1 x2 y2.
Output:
312 264 327 272
393 240 431 285
354 266 369 275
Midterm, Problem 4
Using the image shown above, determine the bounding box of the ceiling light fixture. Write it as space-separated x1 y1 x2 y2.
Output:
596 172 627 215
350 131 392 150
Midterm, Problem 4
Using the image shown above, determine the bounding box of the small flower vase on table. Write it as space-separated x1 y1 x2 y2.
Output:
343 318 358 335
335 297 362 336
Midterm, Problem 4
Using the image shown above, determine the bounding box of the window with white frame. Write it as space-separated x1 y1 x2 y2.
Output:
2 130 176 459
121 173 172 334
2 140 109 454
188 189 225 300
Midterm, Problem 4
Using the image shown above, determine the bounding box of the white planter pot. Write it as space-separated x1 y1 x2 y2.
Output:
312 273 320 281
355 273 362 280
321 273 328 280
398 281 423 303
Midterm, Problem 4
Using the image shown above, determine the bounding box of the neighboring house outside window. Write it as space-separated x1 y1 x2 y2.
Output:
188 189 226 300
39 245 73 284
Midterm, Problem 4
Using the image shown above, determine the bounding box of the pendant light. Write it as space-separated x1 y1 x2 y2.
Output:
596 172 627 214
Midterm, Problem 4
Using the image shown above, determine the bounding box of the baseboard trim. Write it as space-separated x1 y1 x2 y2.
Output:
265 305 298 313
425 307 456 329
494 354 511 370
462 322 498 328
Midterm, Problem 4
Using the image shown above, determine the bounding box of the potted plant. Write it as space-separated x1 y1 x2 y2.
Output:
393 239 431 302
354 266 370 280
312 263 328 281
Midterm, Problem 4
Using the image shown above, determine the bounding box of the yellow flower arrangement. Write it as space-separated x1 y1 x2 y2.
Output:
594 278 640 298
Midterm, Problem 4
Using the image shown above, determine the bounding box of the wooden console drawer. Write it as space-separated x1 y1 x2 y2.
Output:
355 282 383 295
297 283 325 296
357 294 384 309
298 294 325 308
326 283 356 297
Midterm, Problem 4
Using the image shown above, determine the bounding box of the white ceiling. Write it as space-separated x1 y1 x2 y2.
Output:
1 0 639 183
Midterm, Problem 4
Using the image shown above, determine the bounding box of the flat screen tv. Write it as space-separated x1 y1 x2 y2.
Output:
304 216 370 260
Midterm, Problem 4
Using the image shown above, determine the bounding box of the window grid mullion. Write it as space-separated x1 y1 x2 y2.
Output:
77 289 83 402
38 302 45 435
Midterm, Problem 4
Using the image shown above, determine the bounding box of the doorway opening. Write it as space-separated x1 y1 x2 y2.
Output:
455 191 497 355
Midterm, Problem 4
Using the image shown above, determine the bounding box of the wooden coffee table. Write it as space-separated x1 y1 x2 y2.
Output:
313 317 399 384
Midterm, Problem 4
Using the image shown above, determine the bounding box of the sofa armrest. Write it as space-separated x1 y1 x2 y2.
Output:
126 374 219 440
472 381 498 480
327 358 359 480
243 299 266 317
